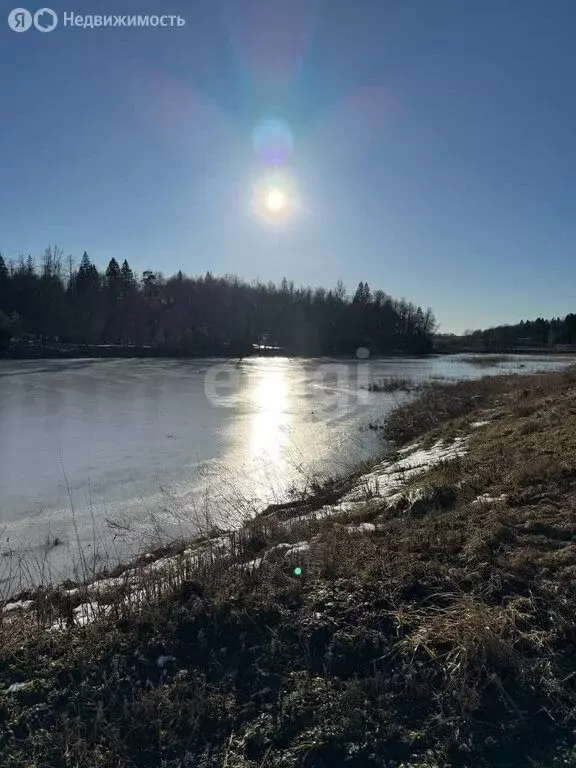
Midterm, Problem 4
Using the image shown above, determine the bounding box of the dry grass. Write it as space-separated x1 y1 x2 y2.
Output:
461 354 515 367
385 366 576 446
366 376 416 392
1 367 576 766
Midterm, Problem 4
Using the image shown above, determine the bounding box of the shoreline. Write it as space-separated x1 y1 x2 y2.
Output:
0 343 435 361
435 343 576 356
2 341 575 363
2 366 576 766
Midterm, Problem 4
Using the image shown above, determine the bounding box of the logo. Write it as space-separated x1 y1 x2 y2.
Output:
7 8 32 31
34 7 57 31
7 7 58 31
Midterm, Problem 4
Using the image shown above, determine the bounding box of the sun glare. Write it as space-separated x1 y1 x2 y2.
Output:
265 188 288 212
251 173 297 225
249 117 298 226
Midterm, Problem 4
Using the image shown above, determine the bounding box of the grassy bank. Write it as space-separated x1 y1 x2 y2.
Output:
459 354 515 366
3 367 576 766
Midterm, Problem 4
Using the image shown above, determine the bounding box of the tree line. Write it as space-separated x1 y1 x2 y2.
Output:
0 247 437 356
460 315 576 350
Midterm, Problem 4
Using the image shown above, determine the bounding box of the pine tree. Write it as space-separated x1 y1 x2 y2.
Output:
0 255 9 284
0 255 9 311
120 259 136 297
76 252 99 293
105 258 121 294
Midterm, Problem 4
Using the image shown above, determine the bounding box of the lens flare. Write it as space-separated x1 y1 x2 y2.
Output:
252 117 294 165
222 0 319 89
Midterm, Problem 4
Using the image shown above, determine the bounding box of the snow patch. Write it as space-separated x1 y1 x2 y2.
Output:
472 493 507 505
5 682 32 694
342 438 468 503
3 600 35 614
7 437 470 628
346 522 376 534
284 541 310 556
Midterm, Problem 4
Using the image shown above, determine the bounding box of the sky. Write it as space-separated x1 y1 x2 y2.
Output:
1 0 576 333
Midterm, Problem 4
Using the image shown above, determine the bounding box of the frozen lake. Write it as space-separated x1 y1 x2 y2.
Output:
0 353 571 586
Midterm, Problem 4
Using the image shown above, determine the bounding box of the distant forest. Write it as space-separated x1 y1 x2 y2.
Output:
458 315 576 350
0 247 437 357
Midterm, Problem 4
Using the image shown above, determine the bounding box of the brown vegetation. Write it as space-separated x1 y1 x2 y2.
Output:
2 368 576 766
366 375 416 392
460 354 515 366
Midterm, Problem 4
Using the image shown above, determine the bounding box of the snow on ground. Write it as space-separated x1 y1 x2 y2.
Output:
472 493 507 505
332 437 467 504
2 437 470 627
3 600 35 614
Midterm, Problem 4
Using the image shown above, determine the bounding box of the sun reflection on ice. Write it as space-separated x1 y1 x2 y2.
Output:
249 368 290 472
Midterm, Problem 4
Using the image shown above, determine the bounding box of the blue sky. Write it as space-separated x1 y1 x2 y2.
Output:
1 0 575 333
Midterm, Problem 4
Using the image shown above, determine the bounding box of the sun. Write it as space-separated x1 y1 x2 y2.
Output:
265 188 288 213
250 172 298 226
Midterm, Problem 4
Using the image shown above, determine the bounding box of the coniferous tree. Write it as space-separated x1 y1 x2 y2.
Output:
0 255 9 286
0 245 449 355
0 255 9 314
120 259 136 297
105 258 121 294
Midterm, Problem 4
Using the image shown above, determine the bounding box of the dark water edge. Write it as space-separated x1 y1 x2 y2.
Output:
4 338 576 360
0 342 250 360
435 342 576 355
0 343 435 361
